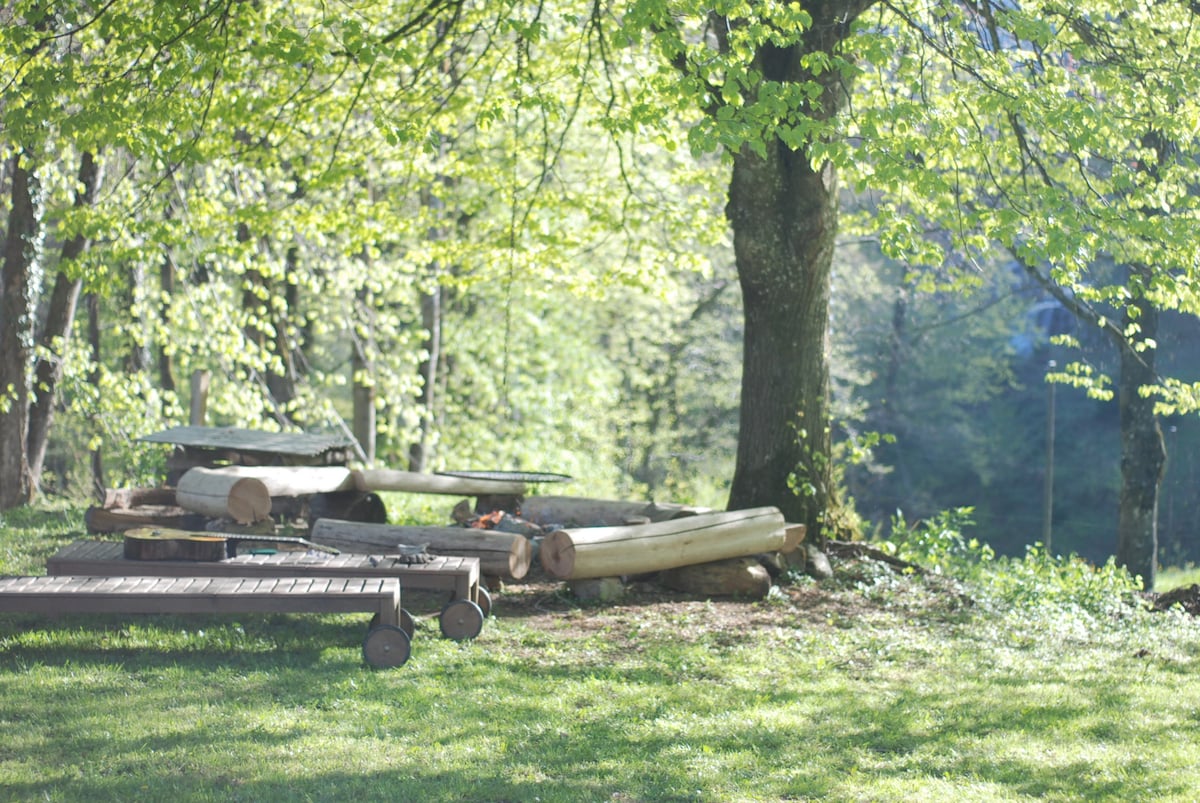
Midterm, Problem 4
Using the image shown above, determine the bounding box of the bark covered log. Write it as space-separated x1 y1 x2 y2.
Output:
102 487 178 510
540 506 786 580
353 468 526 497
659 557 772 599
520 495 709 528
85 505 207 534
310 518 531 580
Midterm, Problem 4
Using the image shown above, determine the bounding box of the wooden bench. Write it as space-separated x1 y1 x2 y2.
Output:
47 540 487 640
0 574 410 668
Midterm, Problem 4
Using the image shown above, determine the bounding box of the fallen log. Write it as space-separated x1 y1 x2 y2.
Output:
539 506 786 581
309 518 531 580
659 557 772 599
200 465 357 496
353 469 526 497
520 495 710 528
101 487 178 510
176 467 272 524
84 505 207 534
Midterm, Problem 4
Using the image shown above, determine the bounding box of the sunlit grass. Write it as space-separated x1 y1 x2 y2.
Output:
3 504 1200 801
1159 564 1200 592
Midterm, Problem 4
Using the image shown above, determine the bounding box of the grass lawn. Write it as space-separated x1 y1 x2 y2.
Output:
2 504 1200 801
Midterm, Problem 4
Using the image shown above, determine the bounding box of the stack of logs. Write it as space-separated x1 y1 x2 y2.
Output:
90 465 807 598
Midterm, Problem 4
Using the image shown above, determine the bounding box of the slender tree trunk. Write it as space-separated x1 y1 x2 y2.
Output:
86 291 105 496
352 284 377 463
0 152 39 509
158 205 178 399
27 150 101 486
1116 281 1166 588
408 283 441 472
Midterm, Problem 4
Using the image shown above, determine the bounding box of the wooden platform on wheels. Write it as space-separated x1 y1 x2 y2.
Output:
0 574 409 667
48 540 487 640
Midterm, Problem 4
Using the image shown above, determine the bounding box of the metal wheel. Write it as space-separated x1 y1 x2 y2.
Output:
439 598 485 641
363 624 411 668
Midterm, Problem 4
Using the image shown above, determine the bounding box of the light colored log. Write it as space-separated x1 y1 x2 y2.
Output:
353 468 526 497
176 467 272 524
659 557 772 599
310 518 531 580
540 506 786 580
781 523 807 554
521 495 709 528
201 465 357 496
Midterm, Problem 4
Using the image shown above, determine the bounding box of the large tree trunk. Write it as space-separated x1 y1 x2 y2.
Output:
0 152 39 510
724 16 860 541
1116 284 1165 589
27 151 101 486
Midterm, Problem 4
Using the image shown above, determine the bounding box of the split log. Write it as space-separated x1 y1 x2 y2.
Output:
539 506 786 581
101 487 177 510
200 465 357 496
124 530 228 562
84 505 207 534
176 467 272 524
309 518 531 580
520 495 710 528
660 557 772 599
353 469 526 497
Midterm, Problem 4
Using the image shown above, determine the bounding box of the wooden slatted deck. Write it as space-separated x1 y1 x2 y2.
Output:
0 574 409 667
0 574 400 623
47 540 480 605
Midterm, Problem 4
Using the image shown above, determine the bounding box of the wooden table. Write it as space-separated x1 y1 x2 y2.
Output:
47 540 487 640
0 574 409 667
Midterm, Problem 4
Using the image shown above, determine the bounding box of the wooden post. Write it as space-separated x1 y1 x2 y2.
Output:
189 370 211 426
539 506 786 580
310 518 532 580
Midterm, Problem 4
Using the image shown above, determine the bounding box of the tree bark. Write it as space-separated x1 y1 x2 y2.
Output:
0 152 39 509
720 5 872 542
1116 283 1165 589
27 150 101 486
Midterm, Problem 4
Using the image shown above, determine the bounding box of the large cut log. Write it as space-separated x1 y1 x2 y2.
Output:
539 506 786 581
310 518 531 580
659 557 772 599
353 469 526 497
176 467 272 524
101 487 178 510
520 495 710 528
85 505 207 534
199 465 357 496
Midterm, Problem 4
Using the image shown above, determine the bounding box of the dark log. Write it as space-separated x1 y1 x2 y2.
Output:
521 495 709 528
659 557 772 599
101 487 177 510
310 518 531 580
85 505 208 534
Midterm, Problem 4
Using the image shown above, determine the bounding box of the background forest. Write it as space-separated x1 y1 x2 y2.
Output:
5 1 1200 572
